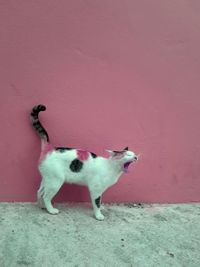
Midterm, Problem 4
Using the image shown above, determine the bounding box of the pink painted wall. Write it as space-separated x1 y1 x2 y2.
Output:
1 0 200 203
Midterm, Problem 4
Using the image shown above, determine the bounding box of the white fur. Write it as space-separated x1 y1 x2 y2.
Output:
38 147 137 220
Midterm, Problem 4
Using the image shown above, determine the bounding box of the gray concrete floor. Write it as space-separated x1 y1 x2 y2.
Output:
0 203 200 267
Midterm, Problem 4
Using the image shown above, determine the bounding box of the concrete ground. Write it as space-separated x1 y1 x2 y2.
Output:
0 203 200 267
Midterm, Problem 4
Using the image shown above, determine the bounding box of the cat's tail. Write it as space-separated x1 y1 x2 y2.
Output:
30 105 49 142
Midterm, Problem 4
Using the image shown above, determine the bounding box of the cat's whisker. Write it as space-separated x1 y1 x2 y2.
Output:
136 153 142 160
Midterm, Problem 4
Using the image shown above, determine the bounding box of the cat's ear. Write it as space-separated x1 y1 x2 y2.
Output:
105 149 114 154
124 147 129 151
105 149 116 157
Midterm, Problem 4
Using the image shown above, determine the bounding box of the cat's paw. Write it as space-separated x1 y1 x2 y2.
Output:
95 213 105 221
48 208 59 215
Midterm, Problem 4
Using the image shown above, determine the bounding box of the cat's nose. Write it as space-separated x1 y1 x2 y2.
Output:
134 156 138 161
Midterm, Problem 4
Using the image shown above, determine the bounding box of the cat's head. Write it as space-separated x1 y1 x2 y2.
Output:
106 146 138 172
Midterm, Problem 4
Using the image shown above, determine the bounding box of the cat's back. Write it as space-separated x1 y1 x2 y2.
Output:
39 146 101 177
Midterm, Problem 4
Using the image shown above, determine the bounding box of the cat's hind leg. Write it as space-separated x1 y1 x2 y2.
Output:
42 176 64 215
37 180 46 209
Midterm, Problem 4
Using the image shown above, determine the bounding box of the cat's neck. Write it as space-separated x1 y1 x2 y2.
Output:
107 157 123 176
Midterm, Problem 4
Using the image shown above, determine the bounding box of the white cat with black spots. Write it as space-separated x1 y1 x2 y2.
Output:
31 105 138 220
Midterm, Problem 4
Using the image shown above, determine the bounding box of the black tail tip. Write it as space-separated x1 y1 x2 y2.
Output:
32 104 46 112
39 105 46 111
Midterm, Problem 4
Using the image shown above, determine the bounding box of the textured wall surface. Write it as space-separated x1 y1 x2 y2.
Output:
0 0 200 202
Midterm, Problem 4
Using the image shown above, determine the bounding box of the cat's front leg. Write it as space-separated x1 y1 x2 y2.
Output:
90 194 104 221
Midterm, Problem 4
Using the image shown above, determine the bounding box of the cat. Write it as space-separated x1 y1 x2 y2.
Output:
30 105 138 220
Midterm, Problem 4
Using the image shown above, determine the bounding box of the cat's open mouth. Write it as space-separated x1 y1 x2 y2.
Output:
123 161 133 173
123 157 138 173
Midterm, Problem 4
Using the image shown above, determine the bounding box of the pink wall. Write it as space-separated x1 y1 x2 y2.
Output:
1 0 200 203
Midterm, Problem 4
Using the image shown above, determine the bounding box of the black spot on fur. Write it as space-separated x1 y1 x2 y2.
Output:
95 196 101 208
90 152 97 158
70 159 83 172
55 147 73 152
